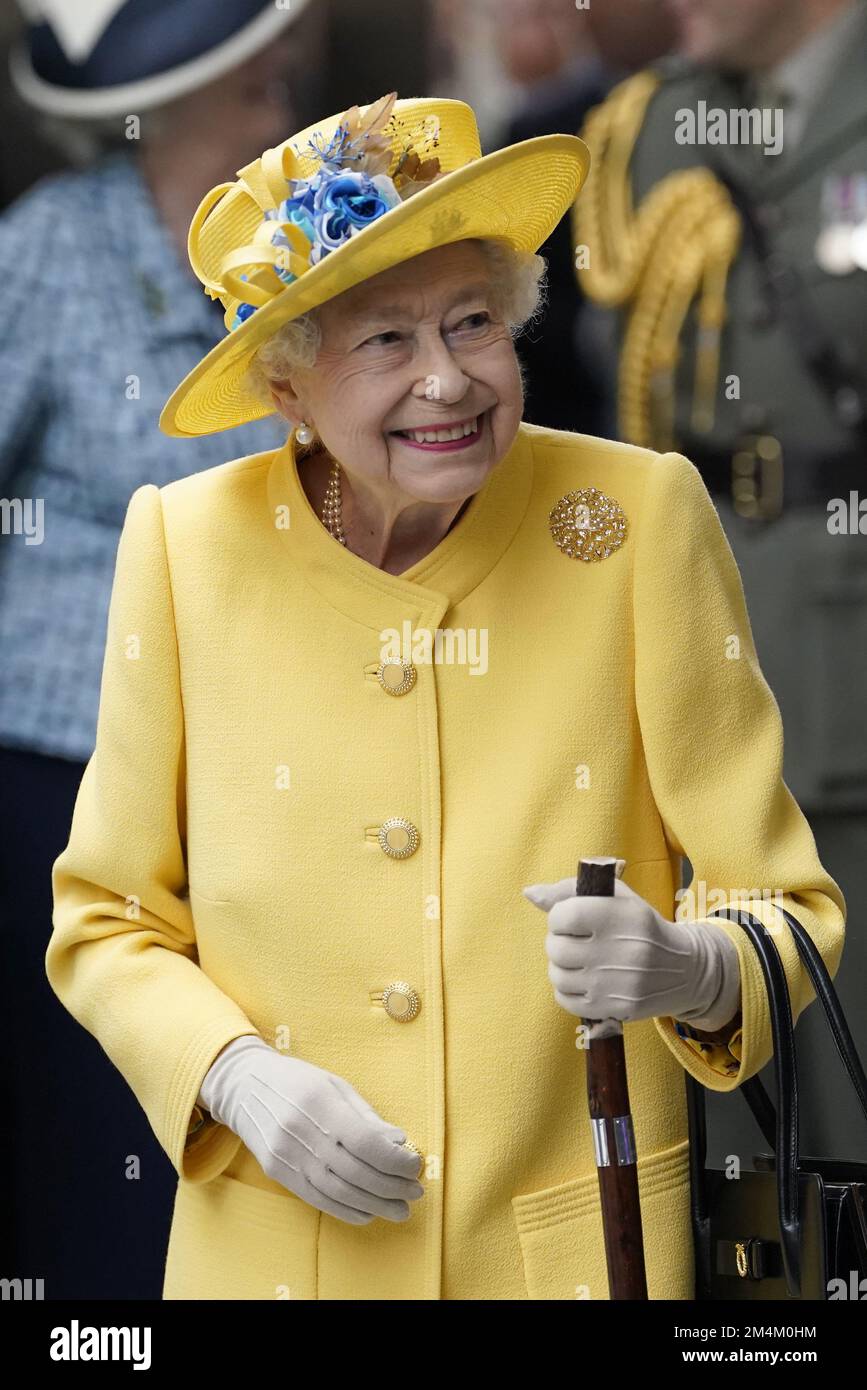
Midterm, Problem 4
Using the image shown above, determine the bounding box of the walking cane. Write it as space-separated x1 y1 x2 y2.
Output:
577 856 648 1300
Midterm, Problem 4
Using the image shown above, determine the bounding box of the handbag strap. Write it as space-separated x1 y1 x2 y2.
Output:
779 908 867 1120
712 909 867 1141
686 910 800 1292
687 907 867 1297
723 911 802 1293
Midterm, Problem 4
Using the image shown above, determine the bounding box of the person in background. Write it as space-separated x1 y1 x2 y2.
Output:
498 0 678 433
574 0 867 1164
494 0 598 133
0 0 315 1299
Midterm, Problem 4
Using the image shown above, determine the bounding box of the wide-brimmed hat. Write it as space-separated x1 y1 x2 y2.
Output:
158 92 590 438
9 0 311 119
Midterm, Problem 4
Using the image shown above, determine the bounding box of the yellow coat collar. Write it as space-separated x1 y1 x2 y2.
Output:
265 422 534 629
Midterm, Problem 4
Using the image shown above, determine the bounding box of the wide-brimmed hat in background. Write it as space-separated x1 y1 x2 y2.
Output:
158 91 591 437
8 0 312 118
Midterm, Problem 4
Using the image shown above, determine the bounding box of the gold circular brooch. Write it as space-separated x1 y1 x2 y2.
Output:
548 486 628 562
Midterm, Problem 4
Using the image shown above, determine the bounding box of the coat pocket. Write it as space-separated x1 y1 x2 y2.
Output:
163 1171 320 1300
510 1137 693 1300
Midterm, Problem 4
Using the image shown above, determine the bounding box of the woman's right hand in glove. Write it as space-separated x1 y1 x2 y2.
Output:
197 1035 424 1225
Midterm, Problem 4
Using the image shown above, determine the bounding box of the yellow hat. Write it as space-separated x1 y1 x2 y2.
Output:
159 92 590 438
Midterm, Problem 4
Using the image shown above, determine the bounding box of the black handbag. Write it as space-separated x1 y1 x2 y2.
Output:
686 907 867 1299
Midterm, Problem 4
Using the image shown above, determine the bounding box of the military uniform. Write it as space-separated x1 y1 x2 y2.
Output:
575 4 867 1161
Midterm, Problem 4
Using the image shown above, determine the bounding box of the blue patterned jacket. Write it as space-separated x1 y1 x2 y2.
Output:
0 151 288 762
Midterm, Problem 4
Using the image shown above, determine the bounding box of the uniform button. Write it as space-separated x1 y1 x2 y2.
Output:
382 981 421 1021
378 817 420 858
377 657 417 696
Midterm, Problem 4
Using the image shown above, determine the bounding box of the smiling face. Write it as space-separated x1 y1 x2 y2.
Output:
269 240 525 506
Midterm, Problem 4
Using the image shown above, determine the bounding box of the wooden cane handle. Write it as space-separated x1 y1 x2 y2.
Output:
576 859 617 899
576 856 649 1300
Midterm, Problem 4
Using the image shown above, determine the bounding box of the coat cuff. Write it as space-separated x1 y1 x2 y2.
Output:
655 1011 744 1084
653 896 785 1089
171 1020 261 1183
654 895 842 1090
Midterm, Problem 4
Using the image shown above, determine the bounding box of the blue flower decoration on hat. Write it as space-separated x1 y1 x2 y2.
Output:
226 93 440 331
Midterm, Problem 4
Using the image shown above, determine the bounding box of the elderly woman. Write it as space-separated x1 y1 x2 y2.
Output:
48 93 844 1301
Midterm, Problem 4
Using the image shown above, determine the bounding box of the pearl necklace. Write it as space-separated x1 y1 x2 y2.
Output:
320 457 347 546
318 454 471 550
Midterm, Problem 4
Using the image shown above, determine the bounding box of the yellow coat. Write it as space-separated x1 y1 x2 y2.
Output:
48 422 845 1300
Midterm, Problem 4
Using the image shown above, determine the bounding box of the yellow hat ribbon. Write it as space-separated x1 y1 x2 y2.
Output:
185 93 443 333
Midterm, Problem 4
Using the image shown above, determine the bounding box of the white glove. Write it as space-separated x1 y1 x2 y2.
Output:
522 868 742 1030
197 1036 424 1225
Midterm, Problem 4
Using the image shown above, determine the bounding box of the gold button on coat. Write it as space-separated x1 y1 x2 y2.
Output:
382 982 421 1021
378 816 419 858
376 657 417 696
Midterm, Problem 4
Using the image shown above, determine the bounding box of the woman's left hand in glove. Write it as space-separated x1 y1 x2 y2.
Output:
522 862 741 1030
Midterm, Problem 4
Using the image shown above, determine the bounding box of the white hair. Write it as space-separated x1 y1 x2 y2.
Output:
241 238 548 408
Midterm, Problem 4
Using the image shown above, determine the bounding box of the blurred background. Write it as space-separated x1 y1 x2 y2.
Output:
1 0 865 1299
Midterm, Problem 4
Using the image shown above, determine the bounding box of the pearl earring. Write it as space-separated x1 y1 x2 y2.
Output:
294 421 315 445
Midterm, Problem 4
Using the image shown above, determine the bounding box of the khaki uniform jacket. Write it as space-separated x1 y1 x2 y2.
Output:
585 19 867 813
48 422 845 1299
